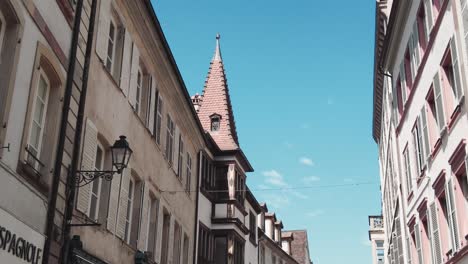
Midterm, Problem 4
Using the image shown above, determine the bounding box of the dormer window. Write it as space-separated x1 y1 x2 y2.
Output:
210 114 221 132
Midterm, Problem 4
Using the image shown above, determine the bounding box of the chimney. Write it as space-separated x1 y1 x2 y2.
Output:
191 93 203 112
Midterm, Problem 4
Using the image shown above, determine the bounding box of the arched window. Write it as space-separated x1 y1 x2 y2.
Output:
210 114 221 132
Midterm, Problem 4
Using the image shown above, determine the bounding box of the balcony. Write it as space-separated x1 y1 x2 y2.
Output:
212 201 248 234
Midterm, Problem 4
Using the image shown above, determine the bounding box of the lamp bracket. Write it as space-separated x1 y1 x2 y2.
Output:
75 170 117 187
1 143 10 152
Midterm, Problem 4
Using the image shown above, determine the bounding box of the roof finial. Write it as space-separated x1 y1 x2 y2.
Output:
213 33 222 61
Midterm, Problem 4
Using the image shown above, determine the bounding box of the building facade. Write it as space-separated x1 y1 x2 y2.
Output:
369 215 385 264
373 0 468 264
0 1 313 264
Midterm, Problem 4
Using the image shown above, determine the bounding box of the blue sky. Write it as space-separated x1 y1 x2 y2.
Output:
152 0 381 263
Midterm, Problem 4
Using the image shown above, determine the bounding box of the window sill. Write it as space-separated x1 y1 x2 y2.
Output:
16 161 49 195
448 99 464 131
416 170 426 187
432 137 443 160
407 191 414 203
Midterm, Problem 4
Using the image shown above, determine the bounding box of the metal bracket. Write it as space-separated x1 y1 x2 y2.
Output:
75 170 116 187
1 143 10 152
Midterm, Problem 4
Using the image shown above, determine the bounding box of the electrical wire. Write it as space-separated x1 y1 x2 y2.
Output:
159 181 379 194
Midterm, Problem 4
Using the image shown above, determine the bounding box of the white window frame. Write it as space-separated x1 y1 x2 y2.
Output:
124 178 135 243
433 72 446 134
155 95 163 145
403 148 413 195
106 17 117 74
27 69 51 167
165 114 174 164
178 136 184 179
88 142 105 220
136 68 142 114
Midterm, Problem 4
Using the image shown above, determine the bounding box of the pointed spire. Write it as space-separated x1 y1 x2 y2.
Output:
213 33 222 61
196 34 239 151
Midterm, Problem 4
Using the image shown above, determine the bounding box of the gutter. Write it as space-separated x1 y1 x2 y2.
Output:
42 0 86 262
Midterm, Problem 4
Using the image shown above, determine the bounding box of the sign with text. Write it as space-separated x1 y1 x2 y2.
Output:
0 207 45 264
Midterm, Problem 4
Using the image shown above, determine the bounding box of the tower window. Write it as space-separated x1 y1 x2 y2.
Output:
210 114 221 132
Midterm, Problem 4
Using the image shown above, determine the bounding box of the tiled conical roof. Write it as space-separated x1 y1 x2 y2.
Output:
197 34 239 151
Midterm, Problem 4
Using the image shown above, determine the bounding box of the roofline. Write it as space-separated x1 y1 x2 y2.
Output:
246 186 262 213
142 0 210 146
258 233 300 264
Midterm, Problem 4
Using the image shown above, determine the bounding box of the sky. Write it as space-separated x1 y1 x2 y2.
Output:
151 1 381 263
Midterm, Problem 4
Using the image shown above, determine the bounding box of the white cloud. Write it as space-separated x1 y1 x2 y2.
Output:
263 170 288 187
306 209 325 217
302 176 321 184
299 157 314 166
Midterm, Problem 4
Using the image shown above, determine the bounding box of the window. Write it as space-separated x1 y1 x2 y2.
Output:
178 136 184 179
233 238 244 264
105 19 116 73
414 223 424 264
249 211 256 242
441 39 463 107
272 254 276 264
259 246 265 264
409 23 421 79
198 224 215 264
424 0 434 37
173 221 182 264
146 196 159 258
399 63 408 104
165 114 174 164
417 4 428 50
211 115 220 132
214 236 227 264
124 178 135 243
403 147 413 195
200 153 216 191
155 94 163 145
235 172 245 204
429 202 443 264
446 179 460 252
135 69 142 114
26 71 50 170
160 210 171 264
182 234 189 264
186 153 192 192
89 143 105 220
103 12 124 81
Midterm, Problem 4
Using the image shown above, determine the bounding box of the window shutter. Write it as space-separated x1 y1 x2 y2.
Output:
77 119 98 215
128 43 140 109
400 63 407 103
415 223 424 264
429 202 442 264
107 167 120 232
433 72 446 134
406 237 412 264
423 0 433 41
119 30 132 97
446 179 460 252
148 76 157 135
173 125 180 174
420 105 430 162
156 95 164 145
409 35 416 79
136 182 147 249
95 0 111 63
117 167 131 239
413 22 421 67
450 37 463 102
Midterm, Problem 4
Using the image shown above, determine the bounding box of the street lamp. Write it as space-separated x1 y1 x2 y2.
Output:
76 135 132 187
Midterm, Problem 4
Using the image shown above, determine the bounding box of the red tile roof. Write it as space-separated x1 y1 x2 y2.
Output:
197 34 240 151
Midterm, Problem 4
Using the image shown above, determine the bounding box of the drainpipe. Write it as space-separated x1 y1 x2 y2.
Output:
60 0 98 262
42 0 85 262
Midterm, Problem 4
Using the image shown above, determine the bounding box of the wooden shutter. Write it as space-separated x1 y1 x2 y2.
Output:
128 43 140 109
450 37 463 102
77 119 98 215
415 223 424 264
413 22 421 67
107 167 120 232
148 76 157 135
173 125 180 173
429 202 442 264
446 179 460 252
420 105 430 163
423 0 433 41
119 30 132 96
433 72 446 133
116 166 131 239
400 63 407 103
95 0 111 62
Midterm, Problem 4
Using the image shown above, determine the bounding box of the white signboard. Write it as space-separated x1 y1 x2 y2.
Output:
0 207 45 264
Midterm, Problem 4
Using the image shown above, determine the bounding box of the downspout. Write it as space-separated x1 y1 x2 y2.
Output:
60 0 98 262
192 150 202 264
42 0 85 262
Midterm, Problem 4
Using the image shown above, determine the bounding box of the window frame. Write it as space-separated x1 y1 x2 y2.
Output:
26 69 51 169
155 94 163 145
146 195 159 257
178 135 184 179
135 67 143 114
186 153 192 192
88 142 105 220
165 114 174 164
124 177 135 243
105 17 117 74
